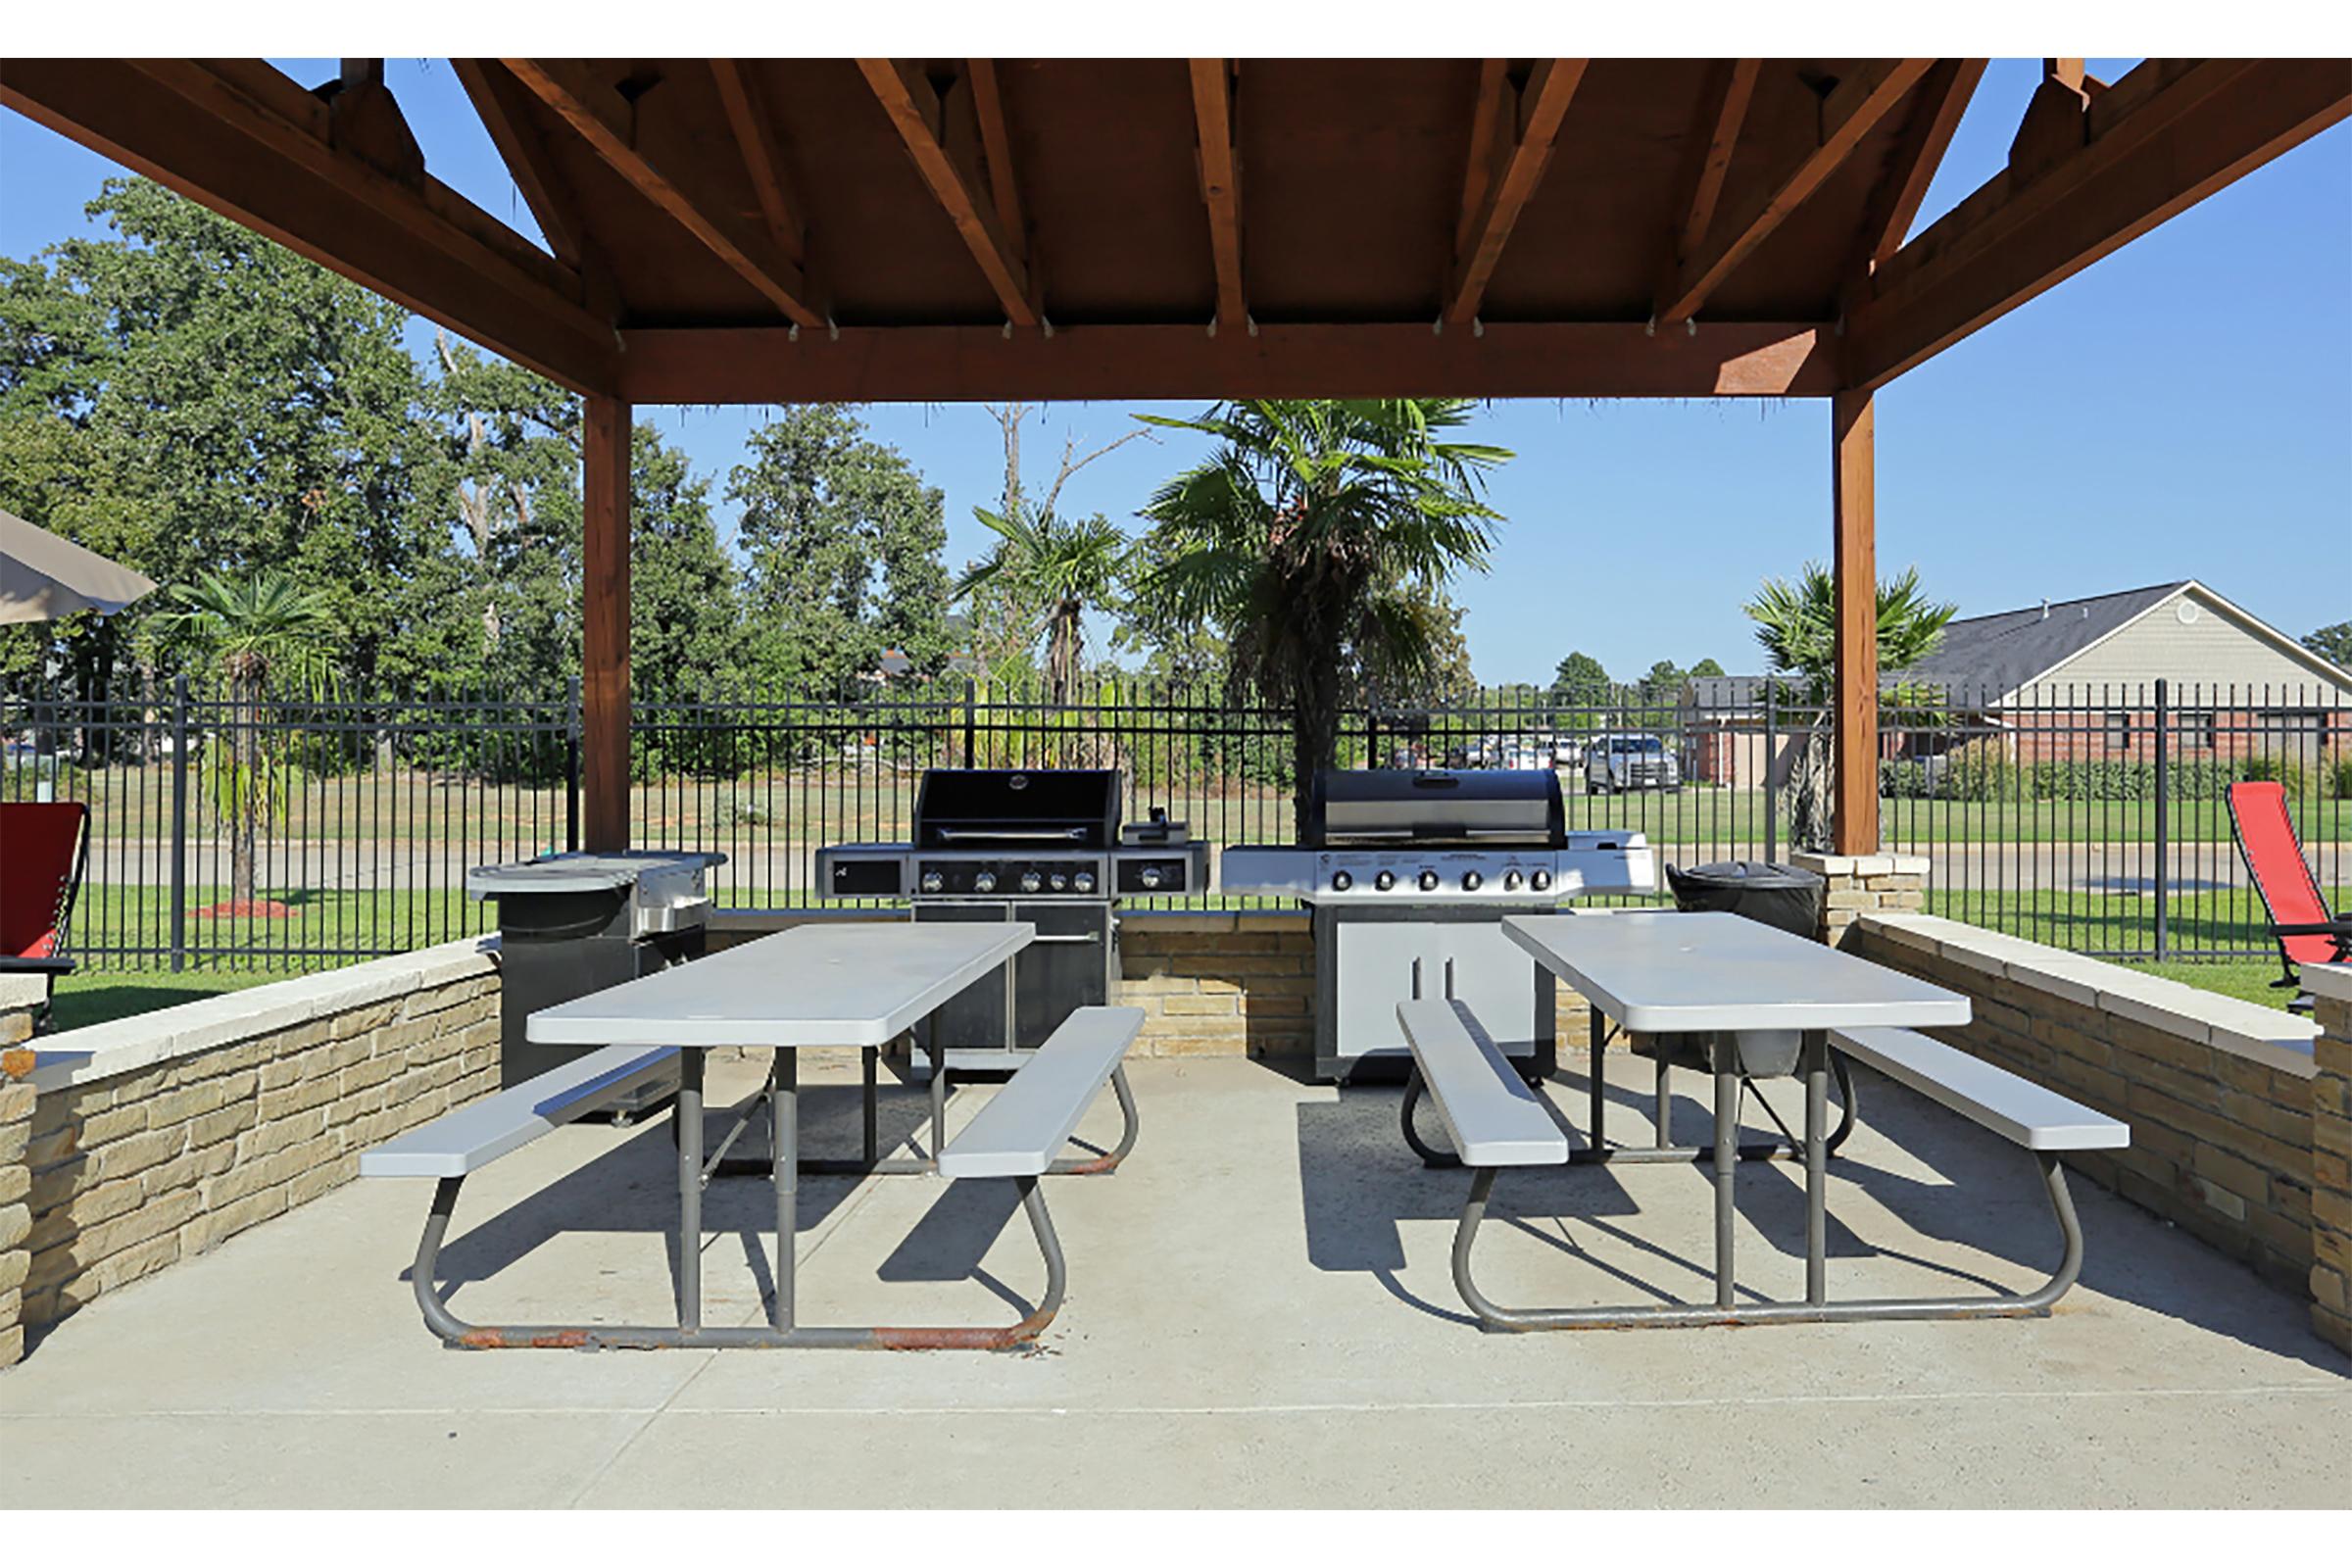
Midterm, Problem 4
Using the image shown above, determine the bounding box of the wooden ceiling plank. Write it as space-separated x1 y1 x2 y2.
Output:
1445 59 1590 326
1656 60 1763 313
453 60 589 269
1189 59 1247 332
1656 58 1935 325
1847 58 2352 391
618 319 1840 403
1849 59 1987 273
507 58 823 330
858 58 1038 327
0 59 612 392
710 60 808 270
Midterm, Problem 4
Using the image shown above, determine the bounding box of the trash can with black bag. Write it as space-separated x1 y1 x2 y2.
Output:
1630 859 1854 1151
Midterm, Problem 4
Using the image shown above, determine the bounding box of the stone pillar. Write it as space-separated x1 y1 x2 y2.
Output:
2308 967 2352 1357
1788 851 1929 949
0 971 44 1048
1 1046 33 1370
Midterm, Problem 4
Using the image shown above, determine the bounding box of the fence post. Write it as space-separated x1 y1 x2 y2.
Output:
2153 677 2169 960
1763 681 1778 865
962 675 977 769
170 672 189 973
564 674 582 854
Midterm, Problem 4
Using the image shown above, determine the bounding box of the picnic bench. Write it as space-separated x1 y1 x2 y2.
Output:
1399 911 2131 1331
362 920 1144 1351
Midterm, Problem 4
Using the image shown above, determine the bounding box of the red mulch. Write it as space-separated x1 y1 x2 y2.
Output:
191 899 300 919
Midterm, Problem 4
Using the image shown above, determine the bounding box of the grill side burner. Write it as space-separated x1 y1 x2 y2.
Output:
1219 768 1655 1081
813 768 1209 1071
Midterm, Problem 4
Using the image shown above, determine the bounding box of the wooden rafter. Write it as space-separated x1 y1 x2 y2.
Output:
507 58 823 329
1445 59 1588 325
1849 59 1987 274
858 59 1039 327
1189 59 1246 331
966 61 1025 251
1656 60 1762 312
1655 58 1934 324
617 319 1838 403
1847 57 2352 391
0 58 613 392
710 60 808 270
453 60 589 268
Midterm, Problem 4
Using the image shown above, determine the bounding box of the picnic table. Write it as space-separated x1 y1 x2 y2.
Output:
366 921 1143 1350
1395 908 2123 1330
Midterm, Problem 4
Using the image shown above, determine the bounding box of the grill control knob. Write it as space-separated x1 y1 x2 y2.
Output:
1461 871 1483 892
1417 869 1440 892
1139 866 1163 890
1503 869 1524 891
1331 869 1353 892
1050 873 1068 892
1020 871 1044 894
1374 870 1396 892
1073 872 1096 894
973 871 998 893
1531 869 1553 892
919 870 945 894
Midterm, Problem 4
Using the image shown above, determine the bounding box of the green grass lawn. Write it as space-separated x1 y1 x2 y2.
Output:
2108 959 2303 1010
45 966 288 1032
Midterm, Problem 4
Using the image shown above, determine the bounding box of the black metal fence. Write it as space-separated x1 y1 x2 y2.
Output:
5 671 2345 971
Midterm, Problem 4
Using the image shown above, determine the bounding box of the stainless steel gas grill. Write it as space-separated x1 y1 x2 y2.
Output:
1220 768 1655 1081
815 768 1209 1071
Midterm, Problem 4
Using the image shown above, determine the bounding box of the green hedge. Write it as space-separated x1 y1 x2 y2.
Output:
1882 751 2346 802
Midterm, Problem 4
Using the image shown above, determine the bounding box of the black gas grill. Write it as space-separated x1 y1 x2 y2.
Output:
815 768 1208 1069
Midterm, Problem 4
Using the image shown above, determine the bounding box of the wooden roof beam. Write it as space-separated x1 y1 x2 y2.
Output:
507 58 824 330
1445 59 1588 326
710 60 809 272
1848 59 1987 275
0 58 614 392
1189 59 1247 333
858 59 1039 328
1655 60 1763 318
1846 58 2352 392
616 319 1839 403
453 60 590 269
1655 58 1934 325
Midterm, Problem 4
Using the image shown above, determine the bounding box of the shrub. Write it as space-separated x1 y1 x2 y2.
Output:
1938 738 2013 801
2237 753 2310 798
2330 753 2352 802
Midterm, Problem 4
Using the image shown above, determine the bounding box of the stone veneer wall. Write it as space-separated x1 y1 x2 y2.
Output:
0 937 499 1362
1 1047 32 1368
1789 851 1931 947
2308 967 2352 1354
1849 911 2325 1300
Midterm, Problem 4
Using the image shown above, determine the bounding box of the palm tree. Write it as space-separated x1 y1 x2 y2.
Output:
1132 399 1510 837
1745 562 1955 852
954 506 1128 704
158 569 338 908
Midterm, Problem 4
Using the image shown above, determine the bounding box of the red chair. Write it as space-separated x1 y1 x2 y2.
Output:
2227 781 2351 1012
2 800 89 1028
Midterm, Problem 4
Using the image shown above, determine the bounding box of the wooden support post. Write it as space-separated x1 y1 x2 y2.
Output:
582 395 631 852
1831 389 1878 856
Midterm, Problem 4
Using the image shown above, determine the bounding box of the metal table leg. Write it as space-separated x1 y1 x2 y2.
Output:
677 1049 703 1332
931 1032 949 1166
861 1045 878 1168
1804 1031 1828 1305
1712 1047 1738 1309
774 1049 797 1332
1588 1007 1606 1149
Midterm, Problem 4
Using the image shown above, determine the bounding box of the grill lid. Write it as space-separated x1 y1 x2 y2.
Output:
912 768 1122 849
1309 768 1564 848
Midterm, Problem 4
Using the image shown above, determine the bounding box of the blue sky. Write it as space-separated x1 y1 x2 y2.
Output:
2 59 2345 684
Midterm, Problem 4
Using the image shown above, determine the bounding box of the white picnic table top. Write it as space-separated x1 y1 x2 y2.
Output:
1501 909 1971 1034
525 921 1034 1049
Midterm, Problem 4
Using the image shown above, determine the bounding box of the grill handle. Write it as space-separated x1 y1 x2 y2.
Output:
1026 932 1102 946
932 827 1087 843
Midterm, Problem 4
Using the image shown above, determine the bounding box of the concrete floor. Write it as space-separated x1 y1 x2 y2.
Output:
4 1050 2348 1507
